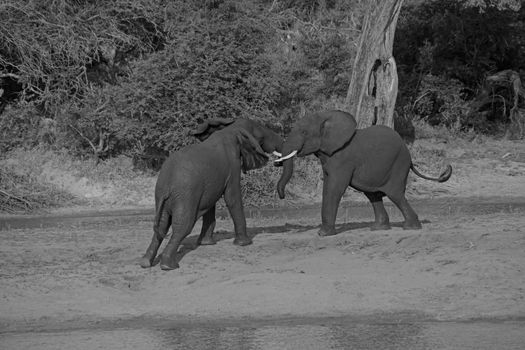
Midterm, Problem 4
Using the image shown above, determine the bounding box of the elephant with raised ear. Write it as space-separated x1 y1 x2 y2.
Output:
275 110 452 236
140 118 283 270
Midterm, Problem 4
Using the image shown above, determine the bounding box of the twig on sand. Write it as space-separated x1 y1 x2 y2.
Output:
396 236 410 244
0 189 33 213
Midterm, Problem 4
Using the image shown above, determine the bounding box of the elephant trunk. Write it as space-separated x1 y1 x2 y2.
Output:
277 157 293 199
275 136 303 199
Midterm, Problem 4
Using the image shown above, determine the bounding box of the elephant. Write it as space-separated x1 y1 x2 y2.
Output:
140 118 283 270
275 110 452 236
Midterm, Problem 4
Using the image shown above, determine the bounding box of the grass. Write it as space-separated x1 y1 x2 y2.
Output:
1 120 515 214
0 148 156 212
0 162 78 213
0 147 325 212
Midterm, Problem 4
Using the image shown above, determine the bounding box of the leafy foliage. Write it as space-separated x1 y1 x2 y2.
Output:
465 0 521 11
413 74 468 128
395 0 525 132
397 0 525 86
60 1 282 157
0 104 41 152
0 0 165 109
1 0 358 158
2 0 525 210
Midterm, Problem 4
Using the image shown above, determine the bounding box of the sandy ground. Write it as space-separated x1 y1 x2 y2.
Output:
0 136 524 333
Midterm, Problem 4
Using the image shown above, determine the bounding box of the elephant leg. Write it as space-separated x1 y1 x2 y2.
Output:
364 191 391 231
140 211 171 268
385 191 422 230
159 209 198 270
224 181 252 246
319 173 347 237
197 205 216 245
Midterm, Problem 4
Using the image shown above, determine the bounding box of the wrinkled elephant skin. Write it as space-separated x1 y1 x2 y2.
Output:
276 110 452 236
140 119 283 270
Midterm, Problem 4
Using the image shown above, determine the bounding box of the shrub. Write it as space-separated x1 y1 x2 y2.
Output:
0 0 165 111
54 1 282 158
2 0 362 158
395 0 525 134
0 162 77 213
0 104 41 152
412 74 469 130
396 0 524 87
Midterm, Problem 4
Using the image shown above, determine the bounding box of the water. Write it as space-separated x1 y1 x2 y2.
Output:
2 319 524 350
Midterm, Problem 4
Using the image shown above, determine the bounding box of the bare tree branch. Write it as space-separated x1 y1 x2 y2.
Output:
68 124 99 155
0 72 22 80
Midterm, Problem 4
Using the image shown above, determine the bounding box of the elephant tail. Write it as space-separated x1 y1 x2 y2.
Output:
154 194 170 229
410 163 452 183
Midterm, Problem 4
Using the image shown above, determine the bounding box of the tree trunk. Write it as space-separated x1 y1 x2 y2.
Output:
344 0 404 129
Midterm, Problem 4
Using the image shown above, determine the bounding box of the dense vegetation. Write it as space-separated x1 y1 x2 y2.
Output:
0 0 359 158
396 0 525 134
1 0 524 210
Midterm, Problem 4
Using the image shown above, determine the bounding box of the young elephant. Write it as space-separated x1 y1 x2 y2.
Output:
140 118 283 270
275 110 452 236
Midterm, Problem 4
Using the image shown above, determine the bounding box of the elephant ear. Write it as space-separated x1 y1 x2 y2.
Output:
319 112 357 156
237 129 269 173
190 118 235 141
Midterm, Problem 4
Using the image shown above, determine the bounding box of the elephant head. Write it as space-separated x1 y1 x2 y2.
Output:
235 128 271 173
191 118 284 156
275 110 357 199
190 118 235 141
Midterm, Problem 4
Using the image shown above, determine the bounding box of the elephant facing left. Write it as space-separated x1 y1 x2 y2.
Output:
140 118 283 270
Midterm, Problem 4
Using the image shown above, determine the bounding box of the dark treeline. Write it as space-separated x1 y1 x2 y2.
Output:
1 0 524 163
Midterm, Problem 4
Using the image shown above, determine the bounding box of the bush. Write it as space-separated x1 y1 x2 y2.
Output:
394 110 416 144
0 104 40 152
0 0 165 111
395 0 525 134
0 162 77 213
1 0 362 158
396 0 524 87
413 74 469 130
52 1 283 158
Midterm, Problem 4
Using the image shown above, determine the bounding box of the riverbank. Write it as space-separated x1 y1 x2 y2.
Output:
1 196 525 334
1 132 524 335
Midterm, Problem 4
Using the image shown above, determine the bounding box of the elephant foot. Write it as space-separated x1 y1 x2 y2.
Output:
160 263 180 270
159 254 180 270
199 236 216 245
139 254 154 268
318 226 337 237
370 222 391 231
233 236 253 246
403 220 422 230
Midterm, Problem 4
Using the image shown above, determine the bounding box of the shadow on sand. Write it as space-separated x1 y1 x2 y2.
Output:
158 219 431 267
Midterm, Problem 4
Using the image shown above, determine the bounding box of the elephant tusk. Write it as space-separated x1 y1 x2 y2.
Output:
273 150 297 163
272 151 282 157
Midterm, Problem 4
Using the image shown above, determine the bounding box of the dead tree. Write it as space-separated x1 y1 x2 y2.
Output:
344 0 404 129
470 70 525 139
486 70 525 139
